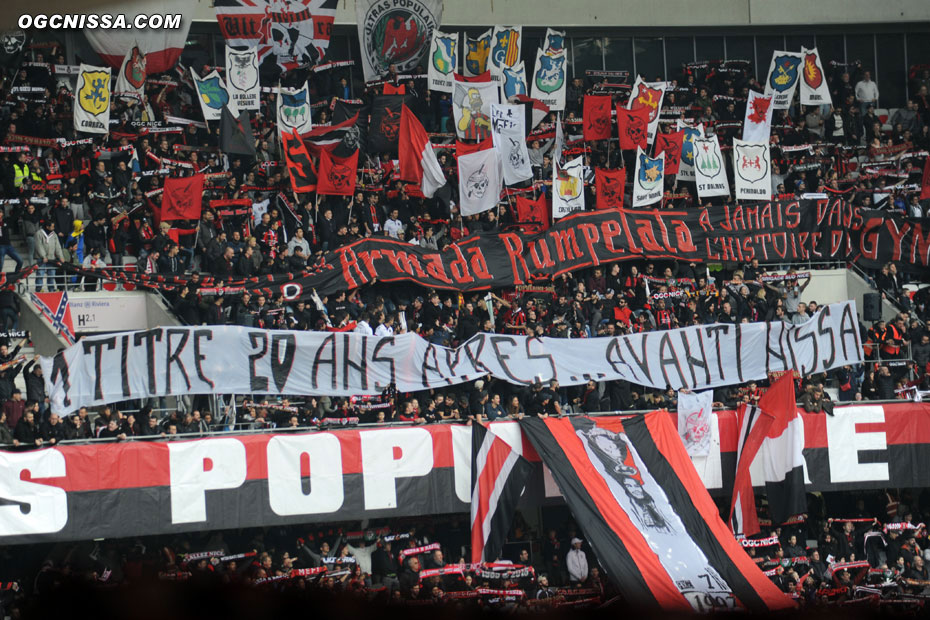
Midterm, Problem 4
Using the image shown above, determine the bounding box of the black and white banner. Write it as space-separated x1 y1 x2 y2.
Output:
42 302 861 415
225 45 260 111
490 103 532 185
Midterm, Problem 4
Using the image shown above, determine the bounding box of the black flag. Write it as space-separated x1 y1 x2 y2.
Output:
220 105 256 157
368 95 406 154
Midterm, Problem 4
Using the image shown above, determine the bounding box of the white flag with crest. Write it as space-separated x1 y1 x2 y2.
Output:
115 41 146 99
225 46 260 111
693 135 729 199
799 47 832 106
677 390 714 458
632 147 664 207
552 156 584 219
732 139 771 201
277 82 313 136
191 68 231 122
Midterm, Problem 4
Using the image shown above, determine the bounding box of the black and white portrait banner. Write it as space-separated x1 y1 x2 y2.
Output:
42 301 861 415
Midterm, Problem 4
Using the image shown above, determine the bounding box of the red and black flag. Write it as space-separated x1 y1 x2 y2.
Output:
520 413 792 612
369 95 406 154
583 95 612 141
730 373 806 537
160 174 204 221
316 149 359 196
616 104 650 151
470 423 534 564
655 130 685 176
281 129 317 193
595 167 626 210
514 192 549 231
304 113 363 158
220 105 256 157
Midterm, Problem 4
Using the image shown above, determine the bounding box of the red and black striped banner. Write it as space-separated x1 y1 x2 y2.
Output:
519 413 793 612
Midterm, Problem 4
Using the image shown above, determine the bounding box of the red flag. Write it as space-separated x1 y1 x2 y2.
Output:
316 149 359 196
455 137 493 159
282 129 317 193
921 156 930 200
616 105 649 151
399 105 446 198
161 174 204 221
383 83 406 95
583 95 612 141
514 193 549 231
595 168 626 210
655 131 685 175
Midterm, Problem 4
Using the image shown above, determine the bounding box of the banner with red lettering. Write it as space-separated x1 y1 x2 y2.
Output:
2 403 927 545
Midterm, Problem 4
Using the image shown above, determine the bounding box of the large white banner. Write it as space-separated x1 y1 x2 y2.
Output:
427 31 458 93
73 64 111 134
677 390 714 457
733 139 772 201
225 46 261 111
551 156 584 219
530 47 566 111
799 47 832 106
490 103 532 185
764 51 803 110
42 302 861 415
693 135 729 199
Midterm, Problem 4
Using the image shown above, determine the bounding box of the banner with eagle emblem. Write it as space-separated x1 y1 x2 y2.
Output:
799 47 831 106
764 51 803 110
464 29 492 77
355 0 442 83
427 30 458 93
552 156 584 219
732 139 771 201
633 148 664 207
115 41 146 99
73 64 111 134
453 73 498 141
627 75 666 145
225 46 260 111
530 47 567 111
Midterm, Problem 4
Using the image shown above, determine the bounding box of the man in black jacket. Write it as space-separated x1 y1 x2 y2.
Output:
40 412 66 446
13 410 42 448
371 540 399 589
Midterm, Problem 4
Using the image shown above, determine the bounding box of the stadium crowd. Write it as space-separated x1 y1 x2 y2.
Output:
3 495 930 615
0 39 928 444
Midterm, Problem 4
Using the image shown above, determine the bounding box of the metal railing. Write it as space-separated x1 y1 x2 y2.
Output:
0 400 914 450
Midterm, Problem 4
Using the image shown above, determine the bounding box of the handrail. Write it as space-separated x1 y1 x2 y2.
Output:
0 400 916 449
